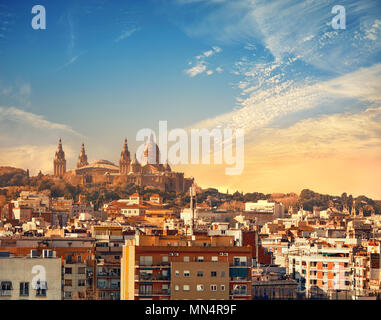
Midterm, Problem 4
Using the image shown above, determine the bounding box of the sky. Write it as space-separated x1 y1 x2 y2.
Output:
0 0 380 199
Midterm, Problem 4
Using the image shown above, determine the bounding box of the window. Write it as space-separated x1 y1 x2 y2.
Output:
140 256 153 266
183 270 190 277
35 281 47 297
184 256 190 262
175 270 180 277
211 271 217 277
64 279 72 287
212 256 218 262
1 281 12 292
19 282 29 296
221 285 225 291
197 271 203 277
197 256 204 262
78 267 86 274
139 285 153 295
183 285 190 291
78 280 86 287
77 255 82 263
233 284 247 295
221 271 226 278
162 256 169 263
162 284 169 290
64 291 72 298
210 285 217 292
65 267 72 274
197 284 204 291
175 285 179 291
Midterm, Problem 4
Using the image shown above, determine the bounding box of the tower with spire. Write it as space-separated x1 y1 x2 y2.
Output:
77 143 89 168
351 200 356 217
119 138 131 175
53 138 66 178
129 153 141 174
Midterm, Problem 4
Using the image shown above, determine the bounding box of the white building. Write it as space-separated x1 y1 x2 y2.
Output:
12 191 50 213
245 200 284 218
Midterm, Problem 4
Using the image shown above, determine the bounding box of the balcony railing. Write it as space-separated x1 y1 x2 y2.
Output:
97 271 120 277
230 290 248 296
97 285 120 290
137 262 170 267
230 262 250 267
136 275 170 281
230 277 251 282
136 289 170 296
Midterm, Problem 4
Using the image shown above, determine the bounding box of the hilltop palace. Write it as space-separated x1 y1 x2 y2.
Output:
53 137 193 193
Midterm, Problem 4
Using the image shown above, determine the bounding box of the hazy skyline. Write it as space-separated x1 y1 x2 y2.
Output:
0 0 381 198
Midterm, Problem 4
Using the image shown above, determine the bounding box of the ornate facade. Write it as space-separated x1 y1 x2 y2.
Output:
53 137 193 193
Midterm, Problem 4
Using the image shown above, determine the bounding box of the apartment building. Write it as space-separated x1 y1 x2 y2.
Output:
63 259 88 300
91 225 128 300
0 251 61 300
0 237 96 300
286 244 352 298
95 260 121 300
121 234 252 300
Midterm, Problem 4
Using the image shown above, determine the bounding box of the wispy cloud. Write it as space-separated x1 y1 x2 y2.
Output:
0 82 32 107
185 46 222 77
115 26 139 42
191 63 381 133
0 106 80 135
185 61 207 77
56 52 85 71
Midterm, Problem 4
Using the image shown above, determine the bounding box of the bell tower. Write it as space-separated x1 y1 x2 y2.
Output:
53 138 66 178
77 143 89 168
129 153 141 173
119 138 131 175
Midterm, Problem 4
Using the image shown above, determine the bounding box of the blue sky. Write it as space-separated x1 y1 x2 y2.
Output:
0 0 381 198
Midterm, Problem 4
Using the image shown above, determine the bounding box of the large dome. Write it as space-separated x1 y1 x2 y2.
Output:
76 159 119 173
141 134 160 166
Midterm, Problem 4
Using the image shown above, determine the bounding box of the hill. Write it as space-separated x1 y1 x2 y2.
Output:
0 166 28 187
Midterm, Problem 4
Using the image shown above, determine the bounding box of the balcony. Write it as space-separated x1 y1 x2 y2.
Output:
136 289 170 296
97 271 120 278
135 275 170 282
230 277 251 282
136 262 170 268
97 285 120 290
230 262 250 267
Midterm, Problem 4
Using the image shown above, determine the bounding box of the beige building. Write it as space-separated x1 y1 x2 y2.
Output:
0 253 61 300
170 262 229 300
63 261 87 300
